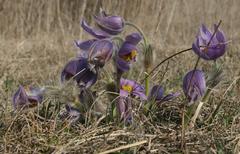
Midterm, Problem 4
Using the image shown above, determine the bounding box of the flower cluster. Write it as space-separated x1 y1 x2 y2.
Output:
12 10 227 126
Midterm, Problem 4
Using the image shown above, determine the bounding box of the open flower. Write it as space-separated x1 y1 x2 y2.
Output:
116 33 142 72
94 10 124 35
183 70 206 105
61 58 98 88
120 78 147 100
192 24 227 60
148 85 180 103
13 86 44 110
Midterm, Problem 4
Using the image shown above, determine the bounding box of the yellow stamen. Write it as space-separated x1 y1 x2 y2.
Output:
122 84 133 93
121 50 137 62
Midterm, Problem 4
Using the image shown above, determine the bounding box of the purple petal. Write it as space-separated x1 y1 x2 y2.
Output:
81 20 110 39
61 58 98 88
116 97 126 119
75 39 97 51
13 86 29 109
79 69 98 88
148 85 164 101
125 33 142 45
183 70 206 103
120 89 129 97
94 11 124 35
192 24 227 60
88 39 113 67
116 97 132 122
116 57 131 72
118 42 137 56
61 58 88 82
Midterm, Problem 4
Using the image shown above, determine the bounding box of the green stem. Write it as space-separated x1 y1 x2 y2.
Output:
141 47 192 83
145 71 149 96
125 22 148 47
111 36 124 44
125 22 150 95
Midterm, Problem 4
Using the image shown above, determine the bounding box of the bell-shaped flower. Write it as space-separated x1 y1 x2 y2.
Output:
94 10 124 35
183 70 206 105
61 58 98 88
13 86 44 110
81 20 110 39
88 39 113 67
148 85 180 104
116 33 142 72
192 24 227 60
116 97 132 123
120 78 147 100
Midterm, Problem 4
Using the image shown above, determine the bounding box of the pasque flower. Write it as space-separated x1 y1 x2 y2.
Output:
94 10 124 35
13 86 44 110
117 78 146 123
120 78 147 100
116 33 142 72
81 10 124 39
61 58 98 88
192 24 227 60
183 70 206 105
148 85 180 103
81 20 110 39
116 97 132 122
88 39 113 67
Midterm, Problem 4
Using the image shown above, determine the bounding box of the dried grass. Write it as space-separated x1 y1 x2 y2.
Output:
0 0 240 153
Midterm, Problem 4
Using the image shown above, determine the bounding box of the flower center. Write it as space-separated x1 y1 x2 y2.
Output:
122 84 133 93
121 50 137 62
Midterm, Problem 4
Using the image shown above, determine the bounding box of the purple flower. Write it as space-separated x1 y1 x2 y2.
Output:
88 39 113 67
81 20 110 39
120 78 147 100
148 85 180 103
13 86 44 110
183 70 206 105
116 33 142 72
61 58 98 88
192 24 227 60
116 97 132 123
59 104 83 124
94 10 124 35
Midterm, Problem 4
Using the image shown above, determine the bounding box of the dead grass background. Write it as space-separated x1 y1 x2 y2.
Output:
0 0 240 153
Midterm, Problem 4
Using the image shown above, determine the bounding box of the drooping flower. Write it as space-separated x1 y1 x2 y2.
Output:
120 78 147 100
59 104 83 124
148 85 180 103
94 10 124 35
81 20 110 39
88 39 113 67
116 33 142 72
183 70 206 105
61 58 98 88
13 86 44 110
192 24 227 60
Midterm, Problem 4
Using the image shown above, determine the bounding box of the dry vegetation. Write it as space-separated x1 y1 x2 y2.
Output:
0 0 240 153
